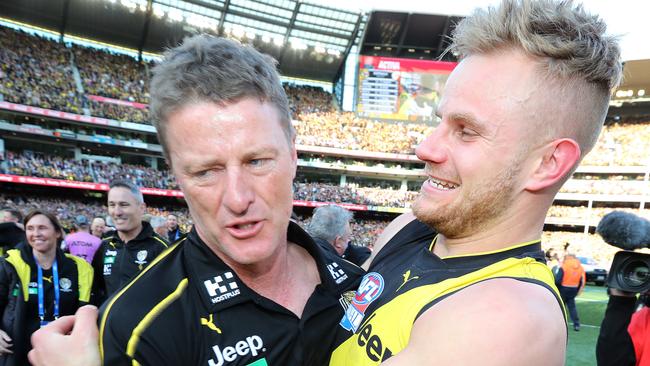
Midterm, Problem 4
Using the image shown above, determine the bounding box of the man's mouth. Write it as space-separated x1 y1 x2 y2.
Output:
226 221 263 239
426 177 459 191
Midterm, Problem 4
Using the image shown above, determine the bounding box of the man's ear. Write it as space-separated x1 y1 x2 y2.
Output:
525 138 581 192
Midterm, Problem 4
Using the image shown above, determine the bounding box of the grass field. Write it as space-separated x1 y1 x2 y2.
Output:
566 285 610 365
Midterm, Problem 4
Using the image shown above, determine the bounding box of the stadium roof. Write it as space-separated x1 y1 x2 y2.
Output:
359 11 462 61
0 0 364 82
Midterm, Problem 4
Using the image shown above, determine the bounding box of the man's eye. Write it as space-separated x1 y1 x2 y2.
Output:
249 158 269 167
459 128 478 138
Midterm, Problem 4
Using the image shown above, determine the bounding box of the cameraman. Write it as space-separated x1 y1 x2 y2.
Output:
596 289 650 366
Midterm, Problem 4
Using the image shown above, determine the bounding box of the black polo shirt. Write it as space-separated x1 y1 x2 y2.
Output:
91 221 168 305
98 222 364 366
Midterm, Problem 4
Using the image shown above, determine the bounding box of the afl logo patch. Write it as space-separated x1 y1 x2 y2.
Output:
339 272 384 332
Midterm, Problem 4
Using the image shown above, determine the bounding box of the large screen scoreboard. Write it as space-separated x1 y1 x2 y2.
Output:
356 56 457 123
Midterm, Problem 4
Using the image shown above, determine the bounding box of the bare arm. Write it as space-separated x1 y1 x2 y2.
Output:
361 212 415 270
381 279 566 366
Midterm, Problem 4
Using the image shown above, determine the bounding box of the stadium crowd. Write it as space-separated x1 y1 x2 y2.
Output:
0 27 82 114
2 151 178 190
4 149 650 209
1 25 650 160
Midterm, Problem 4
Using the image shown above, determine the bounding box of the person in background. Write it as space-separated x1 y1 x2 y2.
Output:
308 204 370 266
149 216 168 238
90 180 168 305
556 253 586 331
0 209 25 256
0 210 93 366
64 216 102 264
89 218 106 239
166 214 184 243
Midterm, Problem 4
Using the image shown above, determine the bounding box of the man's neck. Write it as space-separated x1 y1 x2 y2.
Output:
432 204 545 258
33 247 57 270
118 224 143 244
216 242 320 318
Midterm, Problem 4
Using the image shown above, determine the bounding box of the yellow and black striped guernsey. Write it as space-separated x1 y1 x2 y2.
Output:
330 219 564 366
99 221 363 366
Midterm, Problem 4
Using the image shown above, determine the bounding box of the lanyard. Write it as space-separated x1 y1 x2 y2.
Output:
35 256 60 327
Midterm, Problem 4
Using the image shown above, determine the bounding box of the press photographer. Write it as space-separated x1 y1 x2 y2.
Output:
595 211 650 366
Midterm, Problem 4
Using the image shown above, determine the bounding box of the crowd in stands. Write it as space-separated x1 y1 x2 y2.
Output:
87 100 149 124
582 121 650 166
560 177 649 195
0 27 82 114
293 182 418 208
72 44 150 104
2 25 650 160
547 205 650 223
294 112 432 154
2 151 178 189
284 84 334 115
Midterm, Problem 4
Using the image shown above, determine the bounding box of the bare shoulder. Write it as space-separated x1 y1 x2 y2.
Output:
383 278 566 366
361 212 416 270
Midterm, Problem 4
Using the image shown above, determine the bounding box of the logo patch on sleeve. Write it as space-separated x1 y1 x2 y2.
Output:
339 272 384 332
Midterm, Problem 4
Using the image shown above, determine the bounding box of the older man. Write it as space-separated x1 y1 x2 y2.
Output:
331 0 621 365
30 36 363 366
308 204 370 266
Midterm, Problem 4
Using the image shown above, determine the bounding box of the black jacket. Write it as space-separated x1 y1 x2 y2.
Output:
597 295 639 366
343 244 371 266
0 245 93 366
91 221 168 305
167 227 184 243
99 222 364 366
0 223 25 256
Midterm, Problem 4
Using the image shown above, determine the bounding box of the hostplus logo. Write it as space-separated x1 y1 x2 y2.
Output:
327 262 348 284
204 271 240 304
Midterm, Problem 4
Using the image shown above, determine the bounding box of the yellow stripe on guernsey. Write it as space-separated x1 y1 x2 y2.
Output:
64 254 94 302
329 256 560 366
5 250 94 303
154 236 169 248
99 239 185 361
126 278 188 358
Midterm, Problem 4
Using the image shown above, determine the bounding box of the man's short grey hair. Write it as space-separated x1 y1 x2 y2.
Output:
109 179 144 204
308 205 353 243
149 216 167 230
450 0 622 157
149 35 295 161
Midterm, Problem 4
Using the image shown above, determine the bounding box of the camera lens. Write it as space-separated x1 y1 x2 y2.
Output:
620 260 650 289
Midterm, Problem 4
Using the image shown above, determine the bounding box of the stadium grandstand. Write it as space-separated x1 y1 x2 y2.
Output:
0 0 649 268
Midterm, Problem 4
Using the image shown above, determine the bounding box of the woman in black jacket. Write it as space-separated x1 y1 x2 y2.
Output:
0 210 93 366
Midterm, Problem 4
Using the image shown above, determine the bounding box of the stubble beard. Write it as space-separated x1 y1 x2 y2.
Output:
413 163 521 238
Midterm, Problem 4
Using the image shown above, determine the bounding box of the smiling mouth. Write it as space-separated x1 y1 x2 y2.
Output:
427 177 459 191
